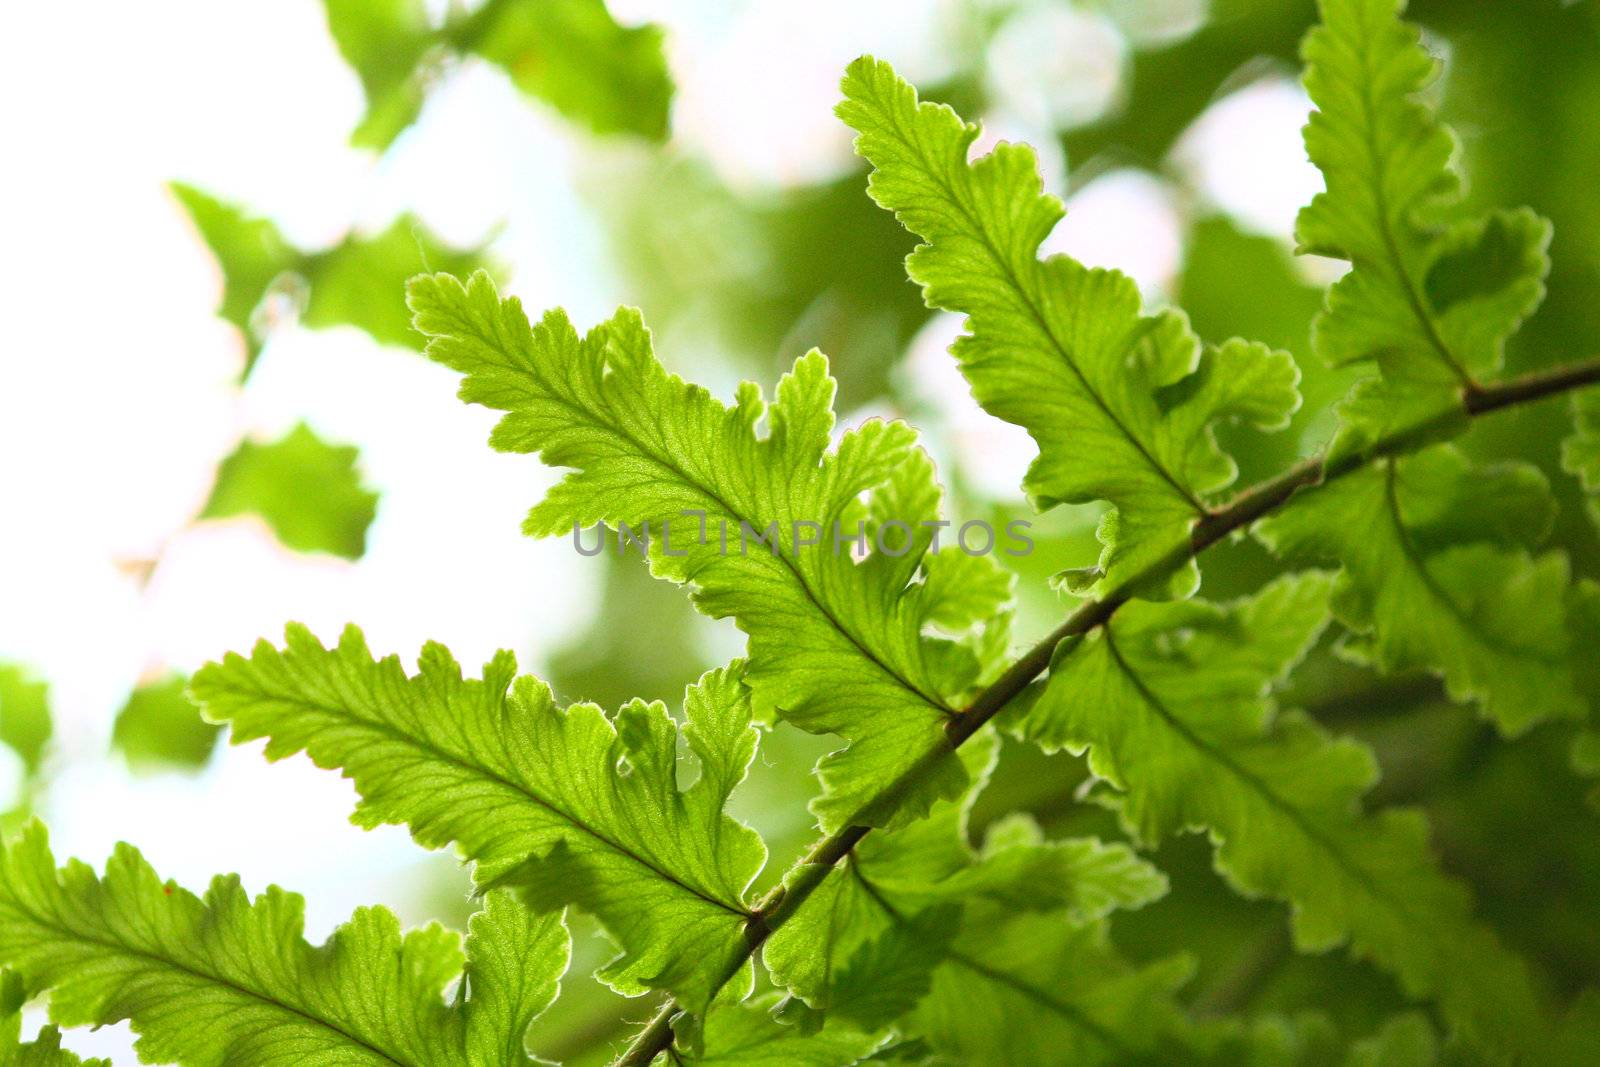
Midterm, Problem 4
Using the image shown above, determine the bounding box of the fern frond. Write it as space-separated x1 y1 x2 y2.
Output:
837 56 1300 597
0 825 565 1066
191 627 765 1012
764 735 1181 1063
1257 446 1584 734
1015 572 1545 1058
1299 0 1551 454
407 271 1015 832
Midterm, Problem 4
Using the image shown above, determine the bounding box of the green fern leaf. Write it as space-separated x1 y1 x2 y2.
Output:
1257 447 1583 734
837 56 1300 596
171 183 489 376
1014 571 1545 1058
201 423 379 560
764 735 1180 1063
0 825 566 1066
1299 0 1550 455
190 627 765 1012
407 271 1015 833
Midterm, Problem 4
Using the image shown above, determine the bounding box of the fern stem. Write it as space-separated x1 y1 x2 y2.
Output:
611 353 1600 1066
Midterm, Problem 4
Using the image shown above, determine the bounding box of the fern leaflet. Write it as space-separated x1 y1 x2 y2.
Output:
190 627 765 1013
0 825 566 1066
837 56 1300 597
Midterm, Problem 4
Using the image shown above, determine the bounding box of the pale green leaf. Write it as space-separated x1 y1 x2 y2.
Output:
201 423 379 560
1016 571 1546 1059
1257 446 1583 734
838 56 1300 596
190 627 765 1012
461 0 673 142
111 675 222 772
1299 0 1550 455
324 0 436 150
0 824 566 1066
408 270 1016 833
0 667 50 779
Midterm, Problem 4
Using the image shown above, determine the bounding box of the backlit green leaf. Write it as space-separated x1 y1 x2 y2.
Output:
190 628 765 1012
0 825 566 1066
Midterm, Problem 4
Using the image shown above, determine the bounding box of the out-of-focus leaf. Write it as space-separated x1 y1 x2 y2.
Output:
1563 388 1600 531
460 0 672 142
112 675 221 773
595 158 928 408
171 182 489 375
1343 1013 1436 1067
0 665 50 779
325 0 437 150
328 0 672 151
1063 0 1315 173
547 552 705 710
201 423 379 560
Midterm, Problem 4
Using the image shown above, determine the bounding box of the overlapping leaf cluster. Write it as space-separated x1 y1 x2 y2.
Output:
4 0 1599 1064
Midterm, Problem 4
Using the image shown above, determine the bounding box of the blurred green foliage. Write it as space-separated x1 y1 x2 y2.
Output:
201 422 379 560
111 675 221 773
326 0 673 149
172 182 489 376
0 665 51 781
